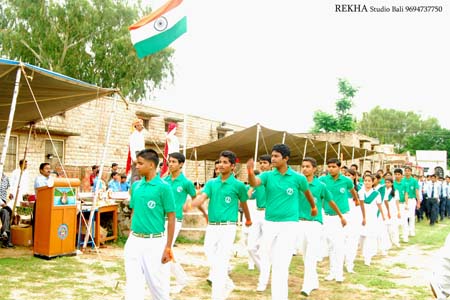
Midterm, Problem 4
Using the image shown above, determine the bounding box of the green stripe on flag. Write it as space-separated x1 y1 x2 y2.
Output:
134 16 187 59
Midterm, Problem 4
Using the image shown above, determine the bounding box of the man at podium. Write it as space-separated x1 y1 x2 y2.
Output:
34 163 52 194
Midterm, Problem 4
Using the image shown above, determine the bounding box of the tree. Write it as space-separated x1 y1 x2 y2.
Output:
311 78 357 132
357 106 441 152
0 0 174 100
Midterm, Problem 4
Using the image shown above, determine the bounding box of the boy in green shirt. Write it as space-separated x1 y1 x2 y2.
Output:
298 157 346 297
247 144 317 300
124 149 176 300
394 168 410 242
164 152 197 293
192 150 251 300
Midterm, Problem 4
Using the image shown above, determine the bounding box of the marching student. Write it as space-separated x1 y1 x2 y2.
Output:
191 150 252 300
297 157 346 297
163 152 198 293
384 177 401 247
393 168 410 242
373 174 390 255
247 144 317 300
245 154 272 290
359 174 385 266
402 166 421 237
124 149 176 300
343 168 362 274
320 158 365 283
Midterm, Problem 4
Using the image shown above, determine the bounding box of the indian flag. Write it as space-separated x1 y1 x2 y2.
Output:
129 0 187 59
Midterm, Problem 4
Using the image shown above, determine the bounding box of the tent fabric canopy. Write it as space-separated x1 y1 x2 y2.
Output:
0 58 117 131
185 124 376 166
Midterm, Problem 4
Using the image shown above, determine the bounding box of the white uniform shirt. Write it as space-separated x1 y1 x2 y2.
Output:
129 129 145 162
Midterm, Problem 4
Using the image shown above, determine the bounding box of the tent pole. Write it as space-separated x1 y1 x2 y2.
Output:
253 124 261 162
0 67 21 175
352 146 355 164
338 143 341 161
83 94 117 250
11 123 34 222
303 139 308 159
182 113 187 173
323 142 328 169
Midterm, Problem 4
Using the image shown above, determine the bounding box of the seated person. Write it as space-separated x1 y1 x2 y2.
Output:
120 174 130 192
1 173 14 248
108 172 121 192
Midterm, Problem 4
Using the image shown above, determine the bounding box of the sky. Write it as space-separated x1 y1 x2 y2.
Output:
143 0 450 133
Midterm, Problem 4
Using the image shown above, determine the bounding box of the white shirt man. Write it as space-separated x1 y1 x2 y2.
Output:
129 119 145 184
9 159 30 204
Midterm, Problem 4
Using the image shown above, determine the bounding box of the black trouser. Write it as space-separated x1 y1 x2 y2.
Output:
446 197 450 218
424 197 432 220
0 206 12 244
439 197 447 220
429 198 439 225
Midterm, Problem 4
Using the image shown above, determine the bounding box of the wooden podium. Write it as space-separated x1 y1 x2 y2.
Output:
34 178 80 259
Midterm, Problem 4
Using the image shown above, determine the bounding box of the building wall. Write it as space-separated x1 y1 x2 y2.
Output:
1 97 245 193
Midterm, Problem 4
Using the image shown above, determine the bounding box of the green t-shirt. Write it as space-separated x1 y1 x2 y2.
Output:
130 176 176 234
394 180 407 203
203 175 248 222
320 174 354 215
298 178 332 224
252 174 267 209
259 167 309 222
164 173 196 220
402 176 419 199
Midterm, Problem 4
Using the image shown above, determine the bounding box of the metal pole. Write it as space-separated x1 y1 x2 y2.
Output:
0 68 22 175
323 142 328 169
282 132 286 144
11 124 34 222
253 124 261 162
83 94 117 249
182 113 187 173
352 146 355 164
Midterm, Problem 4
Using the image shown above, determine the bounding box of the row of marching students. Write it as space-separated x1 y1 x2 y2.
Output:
122 143 416 300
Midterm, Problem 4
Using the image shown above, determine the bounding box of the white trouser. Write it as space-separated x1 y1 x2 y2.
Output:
247 209 265 270
407 198 417 236
386 217 400 247
378 220 391 253
204 224 237 300
323 215 345 279
124 234 170 300
399 203 409 241
262 221 297 300
298 220 322 293
165 220 188 286
344 201 361 271
432 234 450 297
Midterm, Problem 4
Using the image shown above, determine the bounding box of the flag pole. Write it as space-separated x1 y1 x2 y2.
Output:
182 113 187 173
0 67 22 175
83 93 117 250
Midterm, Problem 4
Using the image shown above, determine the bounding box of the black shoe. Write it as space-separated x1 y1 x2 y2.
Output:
1 244 6 248
5 243 14 248
0 232 7 241
206 279 212 286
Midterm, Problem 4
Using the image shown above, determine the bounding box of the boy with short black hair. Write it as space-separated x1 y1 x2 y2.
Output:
192 150 252 300
124 149 176 300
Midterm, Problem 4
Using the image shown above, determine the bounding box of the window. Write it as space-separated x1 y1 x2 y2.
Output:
45 139 64 164
2 135 17 172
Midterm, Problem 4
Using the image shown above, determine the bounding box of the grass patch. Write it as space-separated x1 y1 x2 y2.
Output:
411 218 450 249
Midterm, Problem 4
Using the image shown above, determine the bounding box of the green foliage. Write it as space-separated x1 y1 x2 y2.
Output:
0 0 174 100
357 106 444 153
311 78 357 132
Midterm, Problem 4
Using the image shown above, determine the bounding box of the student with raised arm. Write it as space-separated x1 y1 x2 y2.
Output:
247 143 317 300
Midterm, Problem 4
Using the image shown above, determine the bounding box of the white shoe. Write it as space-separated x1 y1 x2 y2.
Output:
256 284 266 292
225 281 235 298
335 276 344 283
324 274 335 281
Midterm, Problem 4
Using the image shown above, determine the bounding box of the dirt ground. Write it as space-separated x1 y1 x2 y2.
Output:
0 237 438 300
